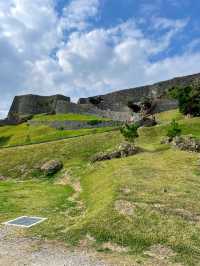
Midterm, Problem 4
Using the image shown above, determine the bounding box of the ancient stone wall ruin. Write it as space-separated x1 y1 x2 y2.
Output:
78 73 200 111
3 72 200 125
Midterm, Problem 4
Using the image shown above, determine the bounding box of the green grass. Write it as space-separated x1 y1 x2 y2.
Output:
0 180 74 220
32 113 110 122
0 112 113 148
0 123 114 147
155 109 184 123
0 110 200 265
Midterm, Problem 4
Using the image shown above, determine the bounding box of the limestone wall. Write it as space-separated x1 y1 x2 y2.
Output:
8 94 70 120
28 120 122 130
78 73 200 111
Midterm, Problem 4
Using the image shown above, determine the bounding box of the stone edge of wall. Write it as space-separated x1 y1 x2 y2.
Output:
28 120 122 130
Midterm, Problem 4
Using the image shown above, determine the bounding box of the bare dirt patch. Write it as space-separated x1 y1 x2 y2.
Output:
114 200 136 216
144 245 183 266
153 204 200 222
120 187 131 195
102 242 129 253
0 225 110 266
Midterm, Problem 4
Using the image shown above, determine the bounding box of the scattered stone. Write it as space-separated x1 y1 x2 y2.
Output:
160 136 173 144
120 187 131 195
40 160 63 175
144 244 175 260
79 234 96 249
161 135 200 153
91 142 138 163
114 200 136 216
102 242 129 253
172 136 200 152
0 175 8 181
153 204 200 222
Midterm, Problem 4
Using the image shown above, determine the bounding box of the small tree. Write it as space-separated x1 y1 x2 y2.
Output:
167 119 182 139
120 123 139 144
168 85 200 116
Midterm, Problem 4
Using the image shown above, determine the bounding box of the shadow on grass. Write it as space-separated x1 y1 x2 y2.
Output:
0 136 12 147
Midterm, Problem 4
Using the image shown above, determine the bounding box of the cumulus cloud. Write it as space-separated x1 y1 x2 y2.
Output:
59 0 100 32
0 0 200 118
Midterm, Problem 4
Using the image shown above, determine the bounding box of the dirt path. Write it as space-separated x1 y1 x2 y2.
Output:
0 225 183 266
0 226 110 266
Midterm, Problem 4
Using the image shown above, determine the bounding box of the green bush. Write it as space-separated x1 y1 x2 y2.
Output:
25 134 31 144
167 119 182 139
87 119 102 126
120 123 139 143
168 85 200 116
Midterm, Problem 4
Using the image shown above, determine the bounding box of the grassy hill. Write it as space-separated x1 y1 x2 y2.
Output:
0 113 113 148
0 110 200 265
31 113 110 122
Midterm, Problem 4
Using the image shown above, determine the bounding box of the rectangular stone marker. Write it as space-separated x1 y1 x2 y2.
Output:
3 216 47 228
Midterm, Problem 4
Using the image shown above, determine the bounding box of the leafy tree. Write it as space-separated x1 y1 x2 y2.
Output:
168 85 200 116
167 119 182 139
120 123 139 143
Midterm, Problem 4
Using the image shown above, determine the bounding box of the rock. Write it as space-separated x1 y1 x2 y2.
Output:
114 200 136 216
137 117 157 127
160 136 173 144
0 175 8 181
40 160 63 175
172 136 200 152
91 142 138 163
118 142 138 157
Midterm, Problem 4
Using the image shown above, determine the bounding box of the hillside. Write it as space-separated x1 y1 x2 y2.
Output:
0 113 114 147
0 110 200 265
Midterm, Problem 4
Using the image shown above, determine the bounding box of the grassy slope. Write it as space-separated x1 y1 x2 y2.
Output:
32 113 110 122
0 123 114 148
0 110 200 265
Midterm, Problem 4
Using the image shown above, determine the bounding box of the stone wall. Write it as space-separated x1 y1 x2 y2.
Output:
28 120 122 130
78 73 200 111
8 94 70 120
56 101 131 121
5 72 200 125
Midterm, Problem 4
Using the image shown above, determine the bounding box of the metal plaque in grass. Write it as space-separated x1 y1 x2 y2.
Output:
4 216 47 228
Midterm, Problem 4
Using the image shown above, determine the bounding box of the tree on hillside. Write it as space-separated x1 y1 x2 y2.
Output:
167 119 182 140
168 84 200 116
120 123 139 144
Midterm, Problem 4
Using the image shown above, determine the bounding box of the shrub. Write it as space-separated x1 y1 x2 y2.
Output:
168 85 200 116
25 134 31 144
120 123 139 143
87 119 101 126
167 119 182 139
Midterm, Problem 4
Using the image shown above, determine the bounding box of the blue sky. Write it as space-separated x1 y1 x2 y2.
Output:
0 0 200 118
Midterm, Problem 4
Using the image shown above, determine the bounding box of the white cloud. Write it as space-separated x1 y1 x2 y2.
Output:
59 0 100 32
0 0 199 119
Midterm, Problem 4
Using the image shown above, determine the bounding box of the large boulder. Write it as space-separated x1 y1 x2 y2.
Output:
40 160 63 175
